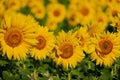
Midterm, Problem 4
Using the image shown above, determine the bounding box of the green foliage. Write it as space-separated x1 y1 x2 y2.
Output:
0 60 8 66
0 54 120 80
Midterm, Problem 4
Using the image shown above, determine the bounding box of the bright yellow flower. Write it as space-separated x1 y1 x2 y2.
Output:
76 0 95 25
88 10 109 35
47 2 66 23
19 0 28 7
76 26 95 53
51 31 85 69
87 21 105 37
67 12 80 26
32 4 45 19
92 0 107 8
106 0 120 6
92 9 109 31
4 0 21 11
111 13 120 31
46 19 58 30
66 4 80 26
106 2 120 21
30 26 55 60
0 12 38 60
90 32 120 66
28 0 44 7
29 0 46 19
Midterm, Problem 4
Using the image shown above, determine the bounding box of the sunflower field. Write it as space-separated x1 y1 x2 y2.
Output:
1 0 120 80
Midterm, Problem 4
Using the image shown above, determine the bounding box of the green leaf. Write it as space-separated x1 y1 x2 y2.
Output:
115 58 120 65
0 78 2 80
2 71 16 80
18 6 31 15
2 71 10 80
79 72 85 79
39 77 48 80
58 0 69 7
0 60 8 66
38 67 46 73
52 76 60 80
71 69 80 76
21 74 30 80
99 69 111 80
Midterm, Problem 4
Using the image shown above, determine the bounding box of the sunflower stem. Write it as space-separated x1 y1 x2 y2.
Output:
33 69 38 80
68 72 71 80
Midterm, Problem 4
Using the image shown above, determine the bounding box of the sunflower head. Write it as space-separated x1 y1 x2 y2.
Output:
30 1 46 19
59 43 73 59
4 27 23 48
51 30 85 69
35 35 46 50
46 19 58 30
76 26 95 53
76 0 95 25
106 2 120 21
66 10 80 26
47 2 66 23
110 13 120 31
90 32 120 66
30 26 55 60
0 12 39 60
4 0 21 11
98 39 113 55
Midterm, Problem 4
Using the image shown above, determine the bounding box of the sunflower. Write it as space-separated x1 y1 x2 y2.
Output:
28 0 44 6
90 32 120 66
46 19 58 30
4 0 21 11
19 0 29 8
46 2 66 23
0 12 38 60
66 12 80 26
29 0 46 19
87 21 105 37
110 13 120 31
30 26 55 60
76 26 95 53
92 0 107 8
51 31 85 69
106 1 120 21
66 4 80 26
93 8 109 29
87 9 109 36
76 0 95 25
